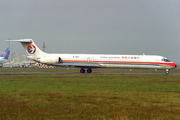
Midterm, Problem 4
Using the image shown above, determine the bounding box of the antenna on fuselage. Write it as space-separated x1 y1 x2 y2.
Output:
8 38 11 67
43 42 46 52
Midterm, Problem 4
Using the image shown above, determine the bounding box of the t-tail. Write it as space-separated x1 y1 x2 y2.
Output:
7 39 46 61
0 47 10 60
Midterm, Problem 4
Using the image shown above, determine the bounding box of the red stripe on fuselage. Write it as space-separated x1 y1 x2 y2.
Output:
62 60 176 68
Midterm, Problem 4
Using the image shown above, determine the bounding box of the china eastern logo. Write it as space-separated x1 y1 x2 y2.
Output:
27 44 36 54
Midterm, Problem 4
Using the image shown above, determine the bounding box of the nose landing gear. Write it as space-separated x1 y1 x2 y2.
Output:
166 69 169 74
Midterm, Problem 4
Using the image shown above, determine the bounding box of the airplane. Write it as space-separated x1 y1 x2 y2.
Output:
7 39 176 74
0 47 10 67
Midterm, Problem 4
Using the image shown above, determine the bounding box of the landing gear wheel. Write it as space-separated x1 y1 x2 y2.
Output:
80 68 85 73
166 69 169 74
87 68 92 73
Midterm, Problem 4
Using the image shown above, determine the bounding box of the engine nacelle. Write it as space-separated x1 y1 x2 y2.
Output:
39 57 62 64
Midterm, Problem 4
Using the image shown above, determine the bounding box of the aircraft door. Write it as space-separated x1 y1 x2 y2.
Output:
87 57 94 62
91 57 94 62
87 57 90 62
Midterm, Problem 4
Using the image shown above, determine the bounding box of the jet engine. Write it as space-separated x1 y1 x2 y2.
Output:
39 57 62 64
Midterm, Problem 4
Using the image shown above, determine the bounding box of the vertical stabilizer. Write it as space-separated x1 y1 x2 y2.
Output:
7 39 46 61
4 49 10 60
0 48 9 59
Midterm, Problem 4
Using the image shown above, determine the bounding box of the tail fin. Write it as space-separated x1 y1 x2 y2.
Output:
6 39 46 61
4 49 10 59
0 48 10 59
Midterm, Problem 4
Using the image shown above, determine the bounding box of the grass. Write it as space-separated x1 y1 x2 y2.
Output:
0 68 180 119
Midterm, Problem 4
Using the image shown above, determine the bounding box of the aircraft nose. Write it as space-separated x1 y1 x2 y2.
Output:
175 64 177 68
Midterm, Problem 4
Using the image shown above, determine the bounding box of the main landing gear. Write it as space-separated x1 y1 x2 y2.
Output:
80 68 92 73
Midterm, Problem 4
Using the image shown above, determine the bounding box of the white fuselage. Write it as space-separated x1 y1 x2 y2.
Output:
0 57 8 63
32 53 176 70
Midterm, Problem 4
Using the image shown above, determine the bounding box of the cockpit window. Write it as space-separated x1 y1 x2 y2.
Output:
162 58 171 62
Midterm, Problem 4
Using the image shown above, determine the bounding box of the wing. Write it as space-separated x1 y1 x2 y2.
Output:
51 62 101 68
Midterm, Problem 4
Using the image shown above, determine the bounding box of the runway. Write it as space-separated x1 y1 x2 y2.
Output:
0 72 180 75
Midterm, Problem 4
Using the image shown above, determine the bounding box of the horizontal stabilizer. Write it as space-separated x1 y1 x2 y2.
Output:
6 39 33 43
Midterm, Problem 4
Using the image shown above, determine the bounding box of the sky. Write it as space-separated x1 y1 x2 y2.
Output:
1 0 180 63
